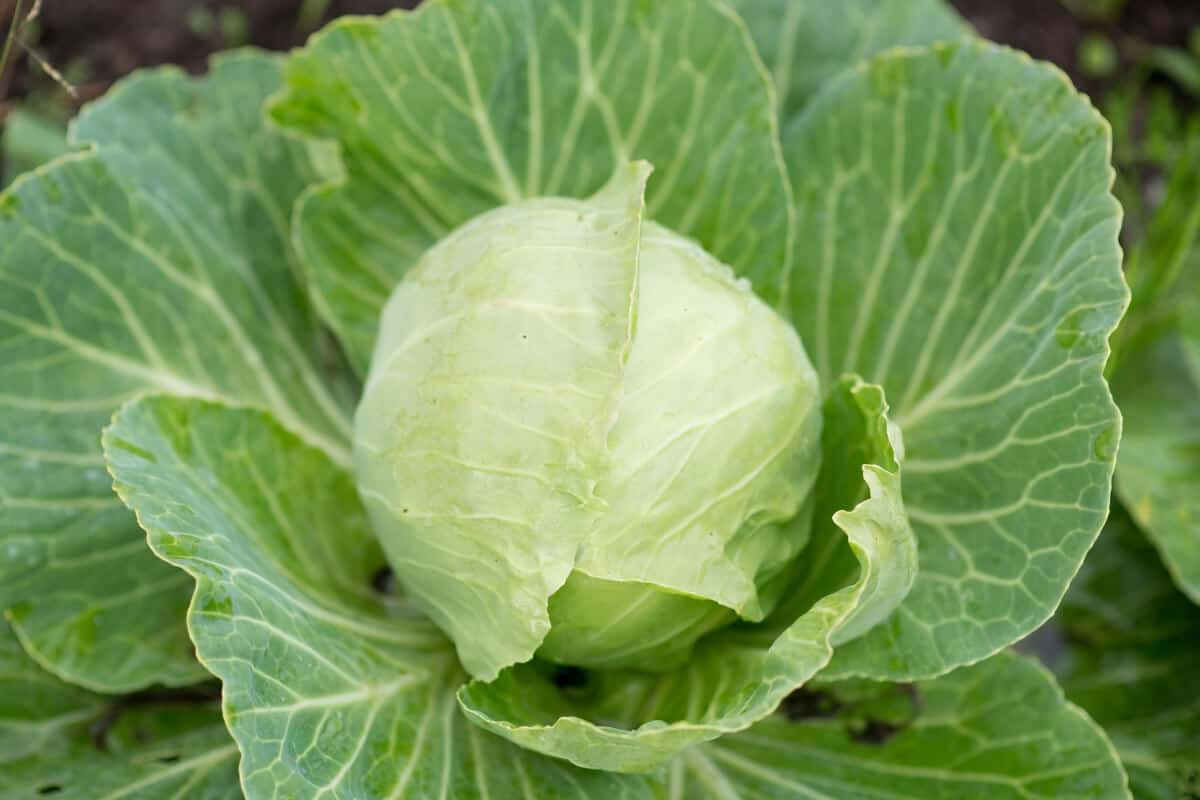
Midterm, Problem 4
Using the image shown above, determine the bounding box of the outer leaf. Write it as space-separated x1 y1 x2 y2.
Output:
0 51 353 691
676 651 1130 800
1058 511 1200 800
456 376 915 773
0 620 105 774
103 397 659 800
0 622 239 799
1112 334 1200 603
271 0 792 372
725 0 970 119
785 41 1127 679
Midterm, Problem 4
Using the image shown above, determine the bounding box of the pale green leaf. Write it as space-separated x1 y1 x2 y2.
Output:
456 376 914 773
784 41 1126 679
540 219 823 671
0 51 354 691
677 650 1130 800
354 163 651 680
271 0 792 372
0 621 239 800
1058 511 1200 799
725 0 970 119
784 377 915 648
103 396 660 799
1112 334 1200 603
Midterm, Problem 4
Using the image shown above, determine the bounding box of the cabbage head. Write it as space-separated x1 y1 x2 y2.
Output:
355 164 826 678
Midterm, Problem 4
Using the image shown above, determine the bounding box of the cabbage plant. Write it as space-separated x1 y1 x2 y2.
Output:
0 0 1136 797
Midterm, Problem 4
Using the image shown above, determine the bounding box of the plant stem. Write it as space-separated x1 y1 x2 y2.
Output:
0 0 27 89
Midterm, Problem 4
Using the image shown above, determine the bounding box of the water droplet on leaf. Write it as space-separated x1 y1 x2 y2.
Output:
1 537 48 576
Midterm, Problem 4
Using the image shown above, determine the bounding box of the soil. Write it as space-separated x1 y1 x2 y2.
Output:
951 0 1200 98
2 0 1199 111
0 0 420 106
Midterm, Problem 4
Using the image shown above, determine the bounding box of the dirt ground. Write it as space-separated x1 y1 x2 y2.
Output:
0 0 419 105
954 0 1200 96
2 0 1199 110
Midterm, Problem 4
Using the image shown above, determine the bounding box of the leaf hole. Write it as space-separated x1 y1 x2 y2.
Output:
89 683 223 752
156 753 181 764
37 786 62 796
782 688 843 721
850 718 903 745
370 566 396 595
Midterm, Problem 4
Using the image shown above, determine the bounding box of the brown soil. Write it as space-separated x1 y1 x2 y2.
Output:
951 0 1200 98
0 0 418 106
